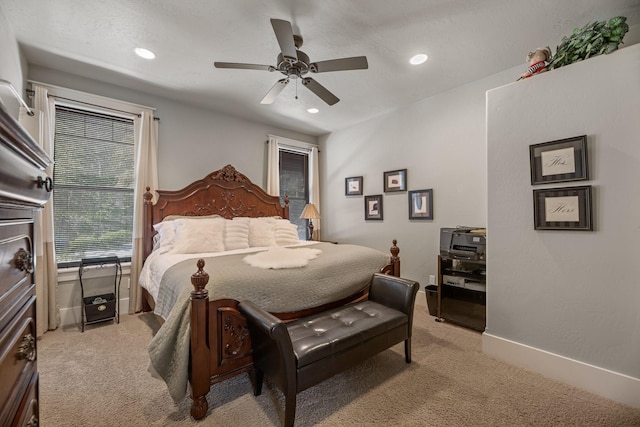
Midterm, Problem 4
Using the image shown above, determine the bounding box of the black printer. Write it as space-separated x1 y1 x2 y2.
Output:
439 226 486 261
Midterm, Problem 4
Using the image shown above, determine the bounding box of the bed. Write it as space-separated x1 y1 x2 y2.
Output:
141 164 401 419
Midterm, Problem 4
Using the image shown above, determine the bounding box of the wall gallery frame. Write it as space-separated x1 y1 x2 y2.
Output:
533 185 593 231
383 169 407 192
529 135 588 185
408 189 433 220
364 194 383 220
345 176 363 196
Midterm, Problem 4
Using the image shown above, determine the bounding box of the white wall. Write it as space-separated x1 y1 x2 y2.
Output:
484 44 640 408
319 67 518 287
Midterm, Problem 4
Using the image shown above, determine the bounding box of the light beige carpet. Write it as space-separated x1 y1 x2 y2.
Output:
38 305 640 426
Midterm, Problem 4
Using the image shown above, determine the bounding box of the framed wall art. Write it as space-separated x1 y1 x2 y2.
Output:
529 135 588 185
364 194 383 220
345 176 363 196
408 189 433 220
383 169 407 192
533 185 593 231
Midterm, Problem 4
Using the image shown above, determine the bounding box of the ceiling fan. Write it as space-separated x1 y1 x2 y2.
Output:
214 18 368 106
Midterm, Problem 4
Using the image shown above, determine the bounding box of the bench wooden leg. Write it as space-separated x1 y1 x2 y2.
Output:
254 368 264 396
404 338 412 363
284 393 296 427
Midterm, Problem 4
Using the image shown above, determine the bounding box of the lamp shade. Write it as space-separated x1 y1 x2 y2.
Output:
300 203 320 219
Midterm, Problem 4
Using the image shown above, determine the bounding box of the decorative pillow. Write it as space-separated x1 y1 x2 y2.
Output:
153 221 177 251
274 219 300 246
224 219 250 251
171 217 225 254
248 217 276 247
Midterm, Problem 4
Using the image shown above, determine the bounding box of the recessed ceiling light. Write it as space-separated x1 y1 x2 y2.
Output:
307 108 319 114
409 53 428 65
134 48 156 59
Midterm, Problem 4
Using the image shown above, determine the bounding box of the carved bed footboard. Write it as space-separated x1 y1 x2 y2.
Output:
188 242 400 420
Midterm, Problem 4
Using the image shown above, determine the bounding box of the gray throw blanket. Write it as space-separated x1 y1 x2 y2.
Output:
148 243 390 402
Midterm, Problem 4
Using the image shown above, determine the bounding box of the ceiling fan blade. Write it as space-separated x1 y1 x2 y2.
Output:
214 62 273 71
260 78 290 104
301 77 339 106
310 56 369 73
270 18 298 64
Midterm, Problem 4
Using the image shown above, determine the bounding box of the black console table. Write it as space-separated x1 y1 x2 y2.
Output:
79 256 121 332
436 255 486 331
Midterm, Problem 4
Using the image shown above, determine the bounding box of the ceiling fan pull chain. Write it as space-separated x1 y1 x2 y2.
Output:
295 79 299 100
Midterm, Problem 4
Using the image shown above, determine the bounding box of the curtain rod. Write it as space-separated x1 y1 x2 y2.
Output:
0 79 34 116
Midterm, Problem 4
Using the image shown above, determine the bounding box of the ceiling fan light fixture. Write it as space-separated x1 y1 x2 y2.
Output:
214 18 366 106
307 108 319 114
409 53 428 65
134 48 156 60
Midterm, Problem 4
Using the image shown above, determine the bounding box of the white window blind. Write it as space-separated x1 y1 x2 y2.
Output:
53 106 135 267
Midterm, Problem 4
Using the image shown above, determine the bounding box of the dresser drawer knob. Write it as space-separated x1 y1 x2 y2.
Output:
14 248 34 273
17 333 36 362
36 176 53 192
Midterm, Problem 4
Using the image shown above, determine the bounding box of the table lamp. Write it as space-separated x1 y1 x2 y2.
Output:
300 203 320 240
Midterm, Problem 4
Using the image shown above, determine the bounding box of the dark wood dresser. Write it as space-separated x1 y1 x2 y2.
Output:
0 106 52 427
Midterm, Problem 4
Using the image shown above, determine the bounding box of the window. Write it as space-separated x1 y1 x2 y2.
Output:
279 150 309 239
53 106 135 267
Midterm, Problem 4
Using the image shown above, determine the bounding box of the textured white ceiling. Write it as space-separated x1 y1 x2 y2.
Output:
2 0 639 136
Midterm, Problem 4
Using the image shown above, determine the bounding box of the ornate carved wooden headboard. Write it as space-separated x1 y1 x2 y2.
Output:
142 164 289 260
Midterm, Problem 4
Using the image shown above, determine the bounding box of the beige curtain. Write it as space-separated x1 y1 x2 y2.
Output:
309 146 321 240
129 112 158 313
19 86 59 336
266 134 280 196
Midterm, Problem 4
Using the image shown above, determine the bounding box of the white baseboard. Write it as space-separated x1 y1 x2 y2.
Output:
415 290 427 307
482 332 640 409
59 298 130 329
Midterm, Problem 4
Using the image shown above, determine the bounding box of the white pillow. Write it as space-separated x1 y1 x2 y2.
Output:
153 215 223 251
171 217 225 254
152 221 177 251
224 219 250 250
274 219 300 246
248 217 276 247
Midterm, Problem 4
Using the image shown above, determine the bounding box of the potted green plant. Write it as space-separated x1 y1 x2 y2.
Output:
547 16 630 70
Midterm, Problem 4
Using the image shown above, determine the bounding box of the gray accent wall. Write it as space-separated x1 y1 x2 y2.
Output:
485 44 640 405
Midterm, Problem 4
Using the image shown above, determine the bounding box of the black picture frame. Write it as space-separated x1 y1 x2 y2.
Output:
364 194 383 220
383 169 407 192
530 135 588 185
408 189 433 220
345 176 363 196
533 185 593 231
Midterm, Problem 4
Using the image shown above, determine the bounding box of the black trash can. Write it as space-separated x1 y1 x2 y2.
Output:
425 285 438 316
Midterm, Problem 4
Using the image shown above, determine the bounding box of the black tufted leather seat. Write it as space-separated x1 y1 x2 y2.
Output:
239 273 419 427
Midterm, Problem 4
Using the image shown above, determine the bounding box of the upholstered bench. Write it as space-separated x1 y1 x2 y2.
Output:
238 273 419 427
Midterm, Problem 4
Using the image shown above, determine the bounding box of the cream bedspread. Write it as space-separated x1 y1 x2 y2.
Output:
147 242 390 402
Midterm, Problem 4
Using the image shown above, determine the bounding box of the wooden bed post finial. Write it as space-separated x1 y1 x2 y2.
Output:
143 186 153 204
390 239 400 277
390 239 399 259
191 259 209 297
